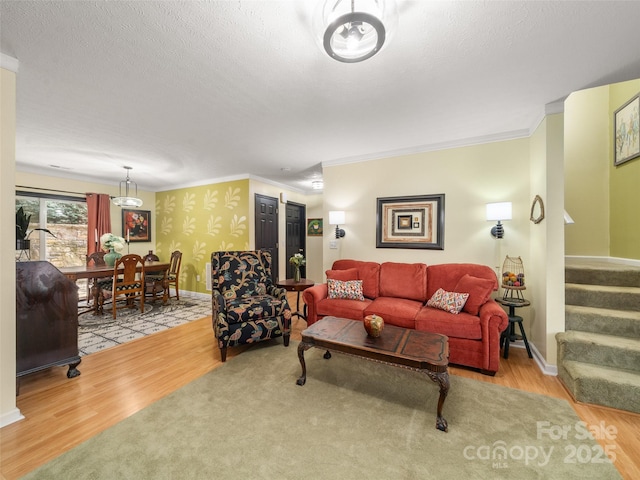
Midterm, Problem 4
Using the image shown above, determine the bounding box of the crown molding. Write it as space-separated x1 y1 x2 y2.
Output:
322 129 530 168
0 53 19 73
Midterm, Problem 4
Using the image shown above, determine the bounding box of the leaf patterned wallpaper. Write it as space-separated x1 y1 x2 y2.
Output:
155 179 250 294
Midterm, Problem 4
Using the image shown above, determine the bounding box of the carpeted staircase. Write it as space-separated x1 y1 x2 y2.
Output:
556 261 640 413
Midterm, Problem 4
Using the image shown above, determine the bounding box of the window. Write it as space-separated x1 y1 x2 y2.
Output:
16 194 88 266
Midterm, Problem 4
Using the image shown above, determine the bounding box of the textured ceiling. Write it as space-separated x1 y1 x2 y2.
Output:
2 1 640 193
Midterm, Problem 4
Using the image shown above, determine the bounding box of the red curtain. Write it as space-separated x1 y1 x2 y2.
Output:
86 193 112 255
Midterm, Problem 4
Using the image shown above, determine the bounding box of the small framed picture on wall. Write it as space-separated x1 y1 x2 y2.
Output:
307 218 323 236
614 92 640 166
122 209 151 242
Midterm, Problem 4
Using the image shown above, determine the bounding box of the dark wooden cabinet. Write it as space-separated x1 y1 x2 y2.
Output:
16 261 81 390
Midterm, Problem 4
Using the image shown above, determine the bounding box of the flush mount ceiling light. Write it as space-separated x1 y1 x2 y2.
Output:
312 180 324 190
314 0 398 63
112 166 143 207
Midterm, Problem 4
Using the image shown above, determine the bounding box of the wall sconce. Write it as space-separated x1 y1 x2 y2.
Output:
486 202 512 239
329 210 346 238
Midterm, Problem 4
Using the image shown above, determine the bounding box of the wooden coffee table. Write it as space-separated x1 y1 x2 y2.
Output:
296 316 450 432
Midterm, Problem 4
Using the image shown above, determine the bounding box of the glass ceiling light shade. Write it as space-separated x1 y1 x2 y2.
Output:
313 0 398 63
112 166 143 208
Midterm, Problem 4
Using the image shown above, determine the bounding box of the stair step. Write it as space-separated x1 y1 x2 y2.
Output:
565 283 640 312
565 263 640 287
556 330 640 372
557 360 640 414
565 305 640 338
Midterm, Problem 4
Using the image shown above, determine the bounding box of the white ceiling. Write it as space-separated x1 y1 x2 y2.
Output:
2 1 640 194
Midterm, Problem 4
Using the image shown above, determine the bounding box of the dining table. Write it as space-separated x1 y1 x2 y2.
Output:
59 260 171 312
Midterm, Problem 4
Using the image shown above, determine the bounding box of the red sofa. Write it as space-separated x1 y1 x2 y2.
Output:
302 260 509 375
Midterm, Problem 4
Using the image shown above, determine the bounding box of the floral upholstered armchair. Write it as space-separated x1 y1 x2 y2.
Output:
211 250 292 362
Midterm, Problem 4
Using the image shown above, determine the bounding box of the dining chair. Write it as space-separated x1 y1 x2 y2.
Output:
99 254 145 319
146 250 182 302
86 251 108 313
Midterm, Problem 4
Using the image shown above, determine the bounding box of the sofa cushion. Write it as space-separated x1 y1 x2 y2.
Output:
415 307 482 340
317 297 371 320
333 260 380 299
454 274 495 315
427 263 498 298
426 288 469 314
328 279 365 301
326 268 359 281
364 297 422 329
379 262 427 302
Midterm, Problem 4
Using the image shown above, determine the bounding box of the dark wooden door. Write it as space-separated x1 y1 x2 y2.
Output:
254 194 279 282
286 202 306 279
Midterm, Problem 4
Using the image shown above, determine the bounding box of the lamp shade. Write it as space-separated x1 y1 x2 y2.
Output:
486 202 512 221
329 210 346 225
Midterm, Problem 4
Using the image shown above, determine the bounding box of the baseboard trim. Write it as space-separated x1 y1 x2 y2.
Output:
0 408 25 428
179 290 209 301
507 341 558 376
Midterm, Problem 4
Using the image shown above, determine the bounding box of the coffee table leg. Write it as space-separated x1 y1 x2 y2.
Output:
296 342 311 386
426 370 450 432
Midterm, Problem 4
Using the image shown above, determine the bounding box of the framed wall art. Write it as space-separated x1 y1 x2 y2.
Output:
376 194 445 249
307 218 323 236
122 209 151 242
614 92 640 166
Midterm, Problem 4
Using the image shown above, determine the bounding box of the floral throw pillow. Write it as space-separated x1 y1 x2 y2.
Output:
328 279 365 301
426 288 469 314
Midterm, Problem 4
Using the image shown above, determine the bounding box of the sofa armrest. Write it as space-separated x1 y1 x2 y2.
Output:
302 283 328 325
478 299 509 372
269 285 292 333
212 289 229 346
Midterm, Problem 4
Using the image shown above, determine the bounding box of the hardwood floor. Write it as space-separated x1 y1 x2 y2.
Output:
2 293 639 479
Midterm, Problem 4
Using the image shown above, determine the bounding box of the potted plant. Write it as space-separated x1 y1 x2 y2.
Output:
15 206 56 251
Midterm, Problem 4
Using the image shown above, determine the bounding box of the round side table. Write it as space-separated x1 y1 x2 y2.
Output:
276 278 315 320
496 298 533 359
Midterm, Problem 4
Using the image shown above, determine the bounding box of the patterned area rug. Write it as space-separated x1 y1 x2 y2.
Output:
78 295 211 356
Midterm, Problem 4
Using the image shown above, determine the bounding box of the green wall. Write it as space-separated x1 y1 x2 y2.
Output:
155 179 250 294
610 79 640 260
565 78 640 261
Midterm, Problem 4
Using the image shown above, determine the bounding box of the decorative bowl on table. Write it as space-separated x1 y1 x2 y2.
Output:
364 314 384 338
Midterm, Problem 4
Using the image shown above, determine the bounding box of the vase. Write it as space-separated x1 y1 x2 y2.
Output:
293 266 301 283
104 249 122 267
364 314 384 338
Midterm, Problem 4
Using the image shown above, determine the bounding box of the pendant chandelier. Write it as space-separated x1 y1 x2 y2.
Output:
112 166 143 207
314 0 398 63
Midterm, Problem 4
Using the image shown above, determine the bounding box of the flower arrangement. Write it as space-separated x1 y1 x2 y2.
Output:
289 252 306 267
100 233 126 252
289 252 306 282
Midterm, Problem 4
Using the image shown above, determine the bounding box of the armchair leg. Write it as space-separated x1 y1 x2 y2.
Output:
220 346 227 363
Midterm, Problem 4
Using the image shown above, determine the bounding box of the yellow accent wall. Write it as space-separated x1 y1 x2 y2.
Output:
565 78 640 260
610 80 640 260
155 179 250 294
564 87 610 256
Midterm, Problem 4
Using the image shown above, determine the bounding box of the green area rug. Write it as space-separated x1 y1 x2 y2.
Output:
24 341 621 479
78 295 210 355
